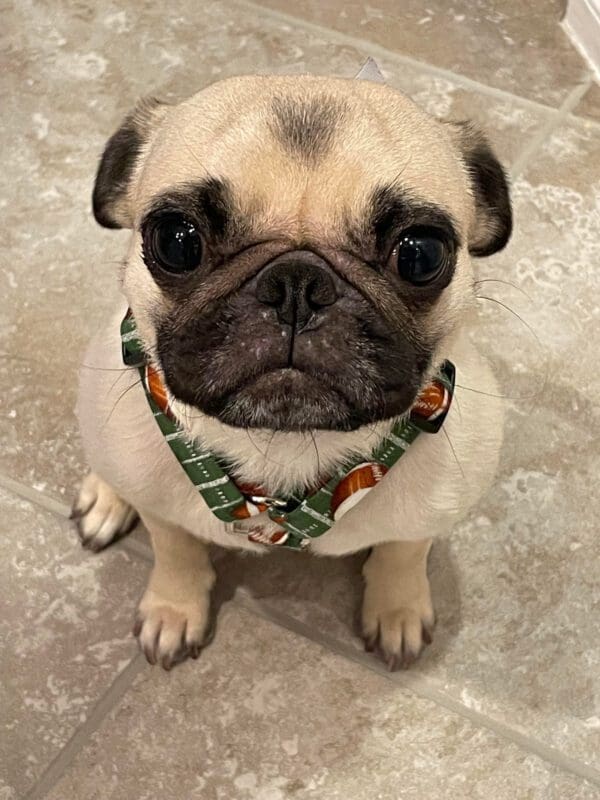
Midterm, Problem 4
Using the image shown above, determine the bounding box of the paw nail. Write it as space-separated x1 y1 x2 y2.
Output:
402 652 416 669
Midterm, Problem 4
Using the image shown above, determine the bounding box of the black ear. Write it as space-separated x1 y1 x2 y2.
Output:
92 97 167 229
448 122 512 257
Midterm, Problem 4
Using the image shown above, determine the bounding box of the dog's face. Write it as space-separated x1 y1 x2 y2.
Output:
94 76 511 432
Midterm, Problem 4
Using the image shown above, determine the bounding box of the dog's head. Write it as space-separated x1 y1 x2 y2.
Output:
94 75 511 433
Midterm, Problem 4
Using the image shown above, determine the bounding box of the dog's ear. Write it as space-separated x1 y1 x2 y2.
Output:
92 97 168 229
446 121 512 257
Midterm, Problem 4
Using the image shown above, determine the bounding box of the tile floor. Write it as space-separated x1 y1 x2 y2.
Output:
1 1 599 798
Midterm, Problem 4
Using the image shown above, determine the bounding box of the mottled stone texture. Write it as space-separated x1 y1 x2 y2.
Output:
0 489 146 797
256 0 591 108
2 0 600 797
574 81 600 122
44 608 600 800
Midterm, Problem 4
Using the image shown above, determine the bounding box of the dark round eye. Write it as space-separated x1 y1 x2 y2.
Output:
145 214 202 274
396 229 450 285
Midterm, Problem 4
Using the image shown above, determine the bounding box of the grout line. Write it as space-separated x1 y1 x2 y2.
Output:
0 472 72 517
0 471 154 561
120 534 153 562
235 592 600 789
23 654 147 800
236 0 595 119
510 75 595 177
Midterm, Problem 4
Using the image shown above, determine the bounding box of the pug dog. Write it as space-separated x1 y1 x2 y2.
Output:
73 65 510 671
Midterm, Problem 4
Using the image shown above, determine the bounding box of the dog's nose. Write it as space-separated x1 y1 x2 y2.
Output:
255 252 337 330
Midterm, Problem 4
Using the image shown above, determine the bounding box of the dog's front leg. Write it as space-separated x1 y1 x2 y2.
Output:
135 514 215 670
361 539 434 671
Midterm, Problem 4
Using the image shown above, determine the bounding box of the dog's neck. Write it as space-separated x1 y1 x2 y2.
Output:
169 398 395 496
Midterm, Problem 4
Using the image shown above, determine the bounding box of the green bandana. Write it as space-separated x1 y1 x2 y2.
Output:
121 311 455 550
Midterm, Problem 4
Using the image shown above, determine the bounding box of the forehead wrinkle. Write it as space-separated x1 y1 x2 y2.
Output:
268 94 349 166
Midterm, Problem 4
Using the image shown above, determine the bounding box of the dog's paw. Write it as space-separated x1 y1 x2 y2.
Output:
134 589 211 670
71 472 138 552
361 581 435 671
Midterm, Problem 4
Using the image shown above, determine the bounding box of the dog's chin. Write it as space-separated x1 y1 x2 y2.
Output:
203 368 375 432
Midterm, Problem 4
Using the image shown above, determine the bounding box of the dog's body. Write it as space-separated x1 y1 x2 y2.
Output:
74 73 510 670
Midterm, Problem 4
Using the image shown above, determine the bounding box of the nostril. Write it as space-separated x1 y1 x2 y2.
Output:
256 275 286 308
307 276 337 310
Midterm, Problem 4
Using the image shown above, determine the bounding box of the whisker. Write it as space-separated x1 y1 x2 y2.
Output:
455 383 540 401
474 278 532 301
442 427 466 482
263 429 279 464
81 363 135 373
475 293 550 414
102 376 145 431
244 428 285 467
364 422 381 441
452 389 463 423
109 366 136 395
476 294 541 347
309 430 321 479
290 432 325 466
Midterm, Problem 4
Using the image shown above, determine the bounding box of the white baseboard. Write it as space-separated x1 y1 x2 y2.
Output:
562 0 600 78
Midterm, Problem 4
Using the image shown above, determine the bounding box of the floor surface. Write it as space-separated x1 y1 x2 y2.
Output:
1 1 600 798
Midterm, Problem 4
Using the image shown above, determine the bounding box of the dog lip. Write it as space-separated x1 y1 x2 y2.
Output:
237 365 322 389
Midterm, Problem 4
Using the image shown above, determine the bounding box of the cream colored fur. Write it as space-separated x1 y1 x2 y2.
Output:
75 75 505 669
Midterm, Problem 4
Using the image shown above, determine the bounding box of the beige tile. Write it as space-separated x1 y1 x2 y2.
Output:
0 488 148 797
45 606 600 800
255 0 590 108
211 117 600 767
0 0 549 502
573 81 600 123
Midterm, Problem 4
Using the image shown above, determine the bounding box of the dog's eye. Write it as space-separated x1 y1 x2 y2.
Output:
395 228 450 285
145 214 202 274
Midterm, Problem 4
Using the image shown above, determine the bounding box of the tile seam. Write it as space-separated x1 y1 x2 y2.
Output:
22 655 147 800
0 473 71 517
236 0 598 121
510 74 595 177
0 471 154 561
235 592 600 790
13 592 600 795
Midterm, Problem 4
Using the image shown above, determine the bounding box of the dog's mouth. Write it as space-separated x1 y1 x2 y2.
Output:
202 367 379 432
158 315 426 432
161 350 425 432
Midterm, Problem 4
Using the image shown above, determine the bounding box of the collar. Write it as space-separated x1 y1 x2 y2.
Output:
121 311 455 550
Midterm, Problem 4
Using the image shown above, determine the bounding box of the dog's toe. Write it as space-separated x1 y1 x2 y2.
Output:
362 606 435 671
135 589 210 670
72 473 138 552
